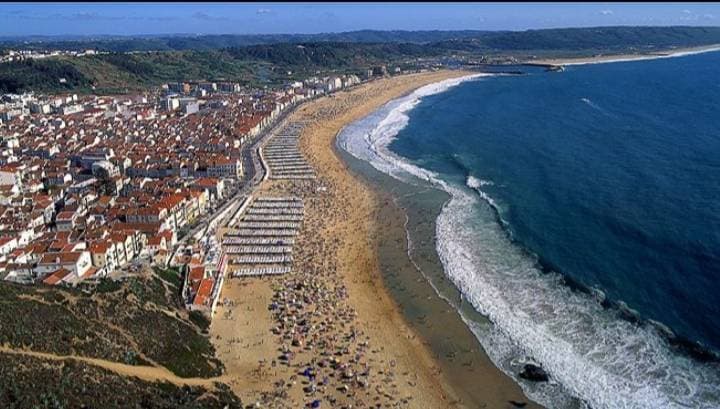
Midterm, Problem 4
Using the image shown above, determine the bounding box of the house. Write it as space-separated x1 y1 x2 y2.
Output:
42 268 73 285
126 205 166 224
110 231 136 266
152 248 168 265
35 251 92 280
0 236 18 256
146 235 167 254
159 229 176 247
0 170 20 187
192 278 215 308
89 241 117 275
55 211 78 231
195 156 242 179
193 178 224 202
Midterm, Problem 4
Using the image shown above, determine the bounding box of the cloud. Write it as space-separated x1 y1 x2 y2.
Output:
599 10 613 16
70 11 100 20
677 10 715 22
6 10 126 21
146 16 178 22
191 11 230 21
256 8 272 15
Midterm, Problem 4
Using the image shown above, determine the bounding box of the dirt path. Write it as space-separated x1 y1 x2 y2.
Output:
0 345 227 388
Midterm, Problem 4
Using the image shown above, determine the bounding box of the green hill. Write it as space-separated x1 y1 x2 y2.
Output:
2 26 720 94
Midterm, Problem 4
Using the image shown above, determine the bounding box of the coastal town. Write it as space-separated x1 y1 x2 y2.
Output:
0 70 368 301
4 3 720 408
0 52 493 407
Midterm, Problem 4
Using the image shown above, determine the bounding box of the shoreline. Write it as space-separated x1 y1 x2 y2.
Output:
332 60 720 409
298 70 540 408
210 71 541 408
527 43 720 66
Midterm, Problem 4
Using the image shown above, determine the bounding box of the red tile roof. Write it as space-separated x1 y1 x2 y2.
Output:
194 278 214 306
42 268 72 285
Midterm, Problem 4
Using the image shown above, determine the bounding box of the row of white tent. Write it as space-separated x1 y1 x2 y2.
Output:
226 196 305 277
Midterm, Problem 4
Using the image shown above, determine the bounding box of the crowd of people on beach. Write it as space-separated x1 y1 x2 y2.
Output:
213 80 433 408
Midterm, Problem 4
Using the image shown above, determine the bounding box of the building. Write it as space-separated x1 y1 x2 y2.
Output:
161 97 180 111
29 101 52 114
91 160 120 179
35 251 93 280
89 241 117 276
371 65 388 77
182 101 199 115
55 211 78 231
195 157 242 179
0 236 18 256
58 104 84 116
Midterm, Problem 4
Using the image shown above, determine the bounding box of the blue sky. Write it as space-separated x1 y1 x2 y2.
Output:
1 3 719 36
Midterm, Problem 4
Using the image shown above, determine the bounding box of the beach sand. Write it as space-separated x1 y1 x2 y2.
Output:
211 71 541 408
527 43 720 66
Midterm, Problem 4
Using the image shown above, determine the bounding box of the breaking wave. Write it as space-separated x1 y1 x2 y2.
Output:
336 74 720 409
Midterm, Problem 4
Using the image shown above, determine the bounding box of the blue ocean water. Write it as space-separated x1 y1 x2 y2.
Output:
392 53 720 353
337 53 720 408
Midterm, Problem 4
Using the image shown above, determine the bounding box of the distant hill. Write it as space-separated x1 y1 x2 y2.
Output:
2 26 720 94
4 26 720 53
0 30 497 52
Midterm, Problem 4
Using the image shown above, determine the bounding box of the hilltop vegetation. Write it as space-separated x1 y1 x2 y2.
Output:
0 58 91 94
0 272 241 407
2 26 720 94
0 274 221 377
0 42 434 94
3 26 720 52
1 354 240 409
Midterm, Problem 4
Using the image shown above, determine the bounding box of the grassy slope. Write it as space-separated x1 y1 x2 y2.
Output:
1 353 241 409
0 269 240 407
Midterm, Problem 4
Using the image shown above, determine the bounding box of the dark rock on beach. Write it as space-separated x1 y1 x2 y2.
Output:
519 364 549 382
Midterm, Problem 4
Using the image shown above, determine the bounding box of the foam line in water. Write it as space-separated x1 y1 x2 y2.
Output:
336 74 720 409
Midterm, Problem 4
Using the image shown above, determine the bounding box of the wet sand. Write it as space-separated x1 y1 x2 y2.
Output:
212 71 541 408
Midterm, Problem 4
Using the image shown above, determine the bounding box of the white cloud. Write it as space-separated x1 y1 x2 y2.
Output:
599 10 613 16
192 11 231 21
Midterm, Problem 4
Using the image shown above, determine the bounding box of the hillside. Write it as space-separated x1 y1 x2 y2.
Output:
2 26 720 94
3 26 720 52
0 30 496 52
0 269 243 407
0 42 439 94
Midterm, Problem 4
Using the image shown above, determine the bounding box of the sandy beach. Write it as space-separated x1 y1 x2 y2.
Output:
211 71 540 408
528 43 720 66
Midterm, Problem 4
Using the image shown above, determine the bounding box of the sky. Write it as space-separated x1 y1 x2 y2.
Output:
1 3 719 37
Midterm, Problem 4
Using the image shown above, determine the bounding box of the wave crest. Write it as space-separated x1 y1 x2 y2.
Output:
336 74 720 409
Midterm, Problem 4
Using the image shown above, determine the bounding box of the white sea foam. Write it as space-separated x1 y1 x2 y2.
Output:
337 73 720 409
466 175 494 188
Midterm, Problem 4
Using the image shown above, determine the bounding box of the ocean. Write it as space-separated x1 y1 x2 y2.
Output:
337 52 720 409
